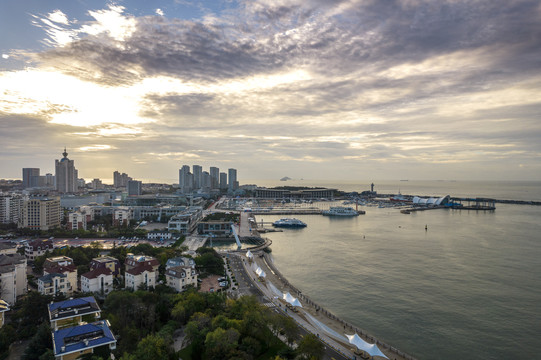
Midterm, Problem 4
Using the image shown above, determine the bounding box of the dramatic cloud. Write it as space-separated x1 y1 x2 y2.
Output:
1 0 540 181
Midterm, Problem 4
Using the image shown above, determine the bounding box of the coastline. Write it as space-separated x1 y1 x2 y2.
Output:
242 247 416 360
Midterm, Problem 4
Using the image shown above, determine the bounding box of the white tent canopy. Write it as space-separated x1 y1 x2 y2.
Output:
283 292 302 307
346 333 388 359
246 250 254 258
255 266 266 278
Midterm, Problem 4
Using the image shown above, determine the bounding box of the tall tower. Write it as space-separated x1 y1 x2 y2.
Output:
22 168 40 189
55 148 78 193
179 165 192 194
228 168 237 192
210 167 219 189
192 165 202 190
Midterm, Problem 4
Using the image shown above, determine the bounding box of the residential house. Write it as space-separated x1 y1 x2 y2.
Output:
81 268 113 296
25 238 54 261
165 256 195 269
52 320 116 360
0 242 17 255
0 253 27 305
48 296 101 331
165 266 197 293
38 273 69 296
124 263 156 290
125 254 159 282
0 299 9 328
44 257 77 295
89 256 120 278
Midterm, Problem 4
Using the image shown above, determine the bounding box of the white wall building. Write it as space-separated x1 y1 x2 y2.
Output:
81 268 113 296
0 254 27 305
165 266 197 293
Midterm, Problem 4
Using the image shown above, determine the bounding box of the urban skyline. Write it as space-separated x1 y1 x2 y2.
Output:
1 1 540 182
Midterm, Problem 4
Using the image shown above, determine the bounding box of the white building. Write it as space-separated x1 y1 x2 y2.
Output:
113 208 132 226
19 196 62 231
81 268 113 296
0 254 27 305
55 148 79 194
167 207 203 235
147 231 172 241
43 258 77 295
25 239 54 261
125 263 156 290
38 272 69 296
68 211 87 230
0 194 23 224
165 266 197 293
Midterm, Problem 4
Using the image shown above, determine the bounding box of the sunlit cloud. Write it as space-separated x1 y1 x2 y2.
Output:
79 145 114 151
156 9 164 16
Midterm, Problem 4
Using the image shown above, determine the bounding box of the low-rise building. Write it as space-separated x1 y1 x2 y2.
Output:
25 238 54 261
43 265 77 295
197 220 233 236
147 231 172 241
89 256 120 278
52 320 116 360
165 256 196 269
125 254 159 279
0 253 27 305
113 208 132 227
124 263 156 290
48 296 101 331
0 242 17 255
167 207 203 235
165 266 197 293
81 268 113 296
38 273 69 296
44 256 74 268
67 211 87 230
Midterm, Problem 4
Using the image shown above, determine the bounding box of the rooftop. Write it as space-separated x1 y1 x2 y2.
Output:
48 296 101 322
52 320 115 357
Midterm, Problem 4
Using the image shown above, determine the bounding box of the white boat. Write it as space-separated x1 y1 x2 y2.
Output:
322 206 360 216
272 218 307 228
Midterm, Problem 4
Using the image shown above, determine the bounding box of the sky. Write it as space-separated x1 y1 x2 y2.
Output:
1 0 540 184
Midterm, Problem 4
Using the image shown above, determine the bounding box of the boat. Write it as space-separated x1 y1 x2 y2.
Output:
322 206 360 216
272 218 307 228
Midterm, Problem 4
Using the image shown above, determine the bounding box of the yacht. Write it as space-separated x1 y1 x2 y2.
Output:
272 218 307 228
322 206 361 216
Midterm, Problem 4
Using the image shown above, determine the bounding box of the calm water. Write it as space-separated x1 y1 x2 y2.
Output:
261 182 541 360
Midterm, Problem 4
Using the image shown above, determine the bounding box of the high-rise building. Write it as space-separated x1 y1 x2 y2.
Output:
219 172 228 190
202 171 211 190
192 165 202 190
22 168 40 189
55 148 78 193
228 168 237 192
91 179 104 190
127 180 142 196
113 171 132 188
179 165 192 194
0 194 23 224
19 196 62 231
210 167 219 189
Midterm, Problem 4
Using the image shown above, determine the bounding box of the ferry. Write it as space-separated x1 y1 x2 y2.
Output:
322 206 361 216
272 218 307 228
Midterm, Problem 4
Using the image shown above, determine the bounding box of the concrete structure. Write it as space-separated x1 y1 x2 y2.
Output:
22 168 40 189
165 266 197 292
113 171 132 188
147 231 172 241
197 220 233 236
38 272 69 296
67 211 87 230
44 256 74 268
179 165 192 194
0 254 27 305
113 208 131 226
25 238 54 261
81 268 113 296
167 207 203 235
127 180 142 196
19 196 62 231
228 168 237 192
52 320 116 360
210 167 219 189
192 165 202 190
0 242 17 255
165 256 196 269
44 258 77 295
254 187 335 199
0 194 23 224
125 263 156 290
90 256 120 278
48 296 101 331
219 172 227 190
55 148 79 193
202 171 211 191
90 179 104 190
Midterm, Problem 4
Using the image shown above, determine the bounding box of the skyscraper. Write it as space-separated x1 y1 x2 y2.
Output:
228 168 237 192
202 171 211 190
192 165 202 190
113 171 132 188
210 167 219 189
219 172 227 190
22 168 40 189
55 148 78 193
127 180 142 196
179 165 192 194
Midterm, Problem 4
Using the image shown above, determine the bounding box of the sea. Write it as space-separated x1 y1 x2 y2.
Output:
248 180 541 360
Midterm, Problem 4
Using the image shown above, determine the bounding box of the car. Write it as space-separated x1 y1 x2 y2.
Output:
219 281 227 287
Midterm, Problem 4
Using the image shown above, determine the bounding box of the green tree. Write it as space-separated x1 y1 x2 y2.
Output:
133 335 169 360
22 322 53 360
204 327 240 360
296 333 324 360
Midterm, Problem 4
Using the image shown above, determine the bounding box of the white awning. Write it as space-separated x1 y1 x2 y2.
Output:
283 292 302 307
346 333 388 359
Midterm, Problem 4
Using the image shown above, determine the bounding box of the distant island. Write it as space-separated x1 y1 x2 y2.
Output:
280 176 292 181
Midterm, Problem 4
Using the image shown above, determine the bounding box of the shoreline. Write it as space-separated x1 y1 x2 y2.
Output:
245 248 416 360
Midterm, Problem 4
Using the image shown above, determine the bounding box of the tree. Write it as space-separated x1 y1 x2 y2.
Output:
296 333 324 360
204 327 240 360
22 322 53 360
133 335 170 360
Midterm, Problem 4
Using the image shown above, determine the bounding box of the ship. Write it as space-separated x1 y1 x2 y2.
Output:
272 218 307 228
322 206 362 216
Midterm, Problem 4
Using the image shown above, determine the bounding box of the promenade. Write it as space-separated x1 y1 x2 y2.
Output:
236 249 416 360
